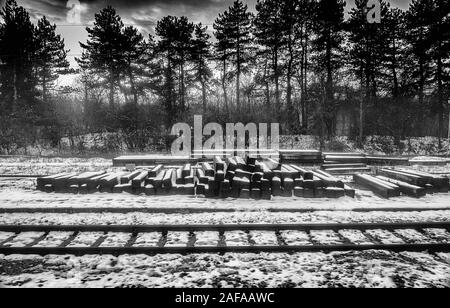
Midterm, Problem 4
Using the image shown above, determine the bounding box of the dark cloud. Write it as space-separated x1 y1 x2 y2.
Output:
6 0 413 68
13 0 414 27
15 0 253 24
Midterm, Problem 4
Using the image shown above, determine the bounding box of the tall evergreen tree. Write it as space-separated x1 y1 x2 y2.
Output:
214 0 254 111
191 23 212 114
405 0 433 106
213 13 232 116
285 0 315 132
381 7 407 98
313 0 345 137
428 0 450 143
78 6 124 108
155 16 195 125
347 0 389 140
406 0 449 143
119 26 148 110
35 16 70 103
0 0 37 113
254 0 284 116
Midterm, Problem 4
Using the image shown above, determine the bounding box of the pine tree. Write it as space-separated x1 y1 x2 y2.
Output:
214 0 254 112
381 7 408 98
191 23 212 115
405 0 434 106
283 0 315 132
35 16 70 103
119 26 148 110
213 12 232 116
77 6 124 108
313 0 345 137
406 0 449 144
428 0 450 143
347 0 389 141
155 16 195 125
254 0 284 116
0 0 37 114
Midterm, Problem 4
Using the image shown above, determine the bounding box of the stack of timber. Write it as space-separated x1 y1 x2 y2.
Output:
354 167 449 198
37 171 111 194
113 155 193 167
279 150 323 165
322 153 371 175
195 156 350 199
37 154 358 199
38 158 352 199
379 168 449 193
144 164 195 196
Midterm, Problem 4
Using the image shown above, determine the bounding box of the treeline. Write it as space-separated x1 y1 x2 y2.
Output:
0 0 449 153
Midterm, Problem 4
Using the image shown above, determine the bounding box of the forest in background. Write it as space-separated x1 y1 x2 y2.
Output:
0 0 449 154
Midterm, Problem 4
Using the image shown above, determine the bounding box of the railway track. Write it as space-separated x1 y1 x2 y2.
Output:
0 222 449 256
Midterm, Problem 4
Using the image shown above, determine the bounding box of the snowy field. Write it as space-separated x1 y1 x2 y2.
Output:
0 157 449 288
0 252 449 288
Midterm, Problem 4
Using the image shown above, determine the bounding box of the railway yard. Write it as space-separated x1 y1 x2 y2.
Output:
0 152 449 288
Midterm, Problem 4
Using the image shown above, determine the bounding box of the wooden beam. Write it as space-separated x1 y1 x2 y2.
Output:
375 176 427 198
354 174 400 199
377 169 429 187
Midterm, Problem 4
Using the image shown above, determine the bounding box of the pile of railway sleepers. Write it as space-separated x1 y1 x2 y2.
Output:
354 168 449 199
37 157 354 199
322 153 371 175
37 171 107 194
279 150 323 165
194 156 354 199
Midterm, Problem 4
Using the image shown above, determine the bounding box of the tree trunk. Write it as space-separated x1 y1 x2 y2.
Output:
359 65 365 144
391 35 399 98
286 40 294 131
222 59 229 118
303 29 310 131
359 88 364 143
263 58 271 114
13 62 18 106
274 48 280 116
236 29 241 112
437 41 443 148
109 68 115 109
299 25 306 130
42 73 47 103
236 67 241 112
325 29 333 138
201 80 207 115
129 68 139 129
286 26 295 132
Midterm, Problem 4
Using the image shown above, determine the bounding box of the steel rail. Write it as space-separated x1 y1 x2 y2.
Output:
0 222 448 233
0 222 448 256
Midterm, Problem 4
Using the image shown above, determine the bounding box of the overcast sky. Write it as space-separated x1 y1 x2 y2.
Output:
1 0 413 73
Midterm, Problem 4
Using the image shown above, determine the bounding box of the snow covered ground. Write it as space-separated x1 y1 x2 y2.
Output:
0 157 449 288
0 211 449 226
0 157 113 176
2 188 450 213
0 251 448 288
